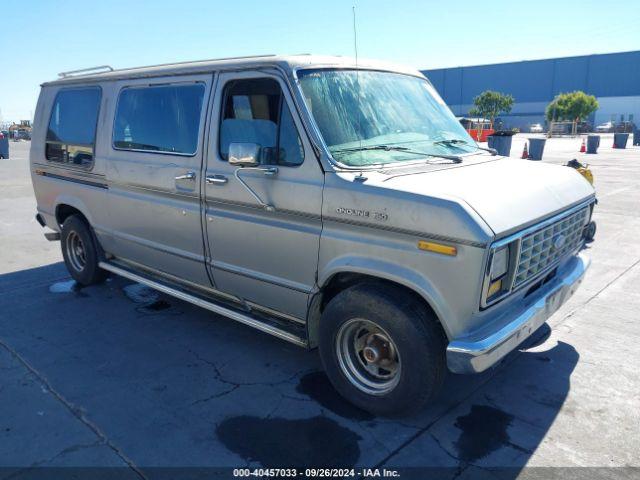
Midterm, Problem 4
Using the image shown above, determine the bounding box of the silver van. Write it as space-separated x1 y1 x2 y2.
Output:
30 55 595 414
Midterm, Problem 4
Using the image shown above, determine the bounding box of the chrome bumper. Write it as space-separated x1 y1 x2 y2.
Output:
446 252 590 374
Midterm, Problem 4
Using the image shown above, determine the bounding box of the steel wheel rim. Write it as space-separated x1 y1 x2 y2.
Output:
336 318 401 395
66 231 87 272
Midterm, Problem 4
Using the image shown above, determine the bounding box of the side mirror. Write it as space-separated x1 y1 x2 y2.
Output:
228 142 260 167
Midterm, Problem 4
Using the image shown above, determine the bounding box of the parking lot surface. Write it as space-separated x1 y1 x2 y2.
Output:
1 136 639 478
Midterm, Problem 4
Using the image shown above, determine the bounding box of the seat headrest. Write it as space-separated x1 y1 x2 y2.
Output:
220 119 277 156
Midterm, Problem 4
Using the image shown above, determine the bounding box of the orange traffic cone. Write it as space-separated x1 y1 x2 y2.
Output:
521 142 529 159
580 138 586 153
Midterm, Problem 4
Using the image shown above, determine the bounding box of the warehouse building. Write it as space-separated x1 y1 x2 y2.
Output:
422 50 640 131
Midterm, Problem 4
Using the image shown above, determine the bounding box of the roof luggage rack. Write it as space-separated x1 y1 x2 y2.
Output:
58 65 114 78
111 54 278 74
55 55 280 80
54 55 289 82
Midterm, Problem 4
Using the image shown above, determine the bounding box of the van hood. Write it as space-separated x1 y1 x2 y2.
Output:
380 157 595 236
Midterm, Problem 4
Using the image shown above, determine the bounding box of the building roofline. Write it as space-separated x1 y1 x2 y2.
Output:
420 49 640 72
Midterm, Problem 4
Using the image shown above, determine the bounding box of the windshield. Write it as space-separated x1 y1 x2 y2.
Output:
297 69 478 167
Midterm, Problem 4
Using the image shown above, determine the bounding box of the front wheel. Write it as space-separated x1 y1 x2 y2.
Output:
319 283 446 416
60 214 108 286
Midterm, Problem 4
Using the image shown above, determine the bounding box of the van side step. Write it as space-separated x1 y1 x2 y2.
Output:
98 261 308 347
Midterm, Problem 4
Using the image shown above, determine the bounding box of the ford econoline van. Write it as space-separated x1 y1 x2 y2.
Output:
30 55 595 414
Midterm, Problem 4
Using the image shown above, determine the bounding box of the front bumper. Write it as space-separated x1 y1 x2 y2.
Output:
446 252 590 374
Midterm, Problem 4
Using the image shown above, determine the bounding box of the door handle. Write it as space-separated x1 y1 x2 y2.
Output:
175 171 196 181
206 174 228 185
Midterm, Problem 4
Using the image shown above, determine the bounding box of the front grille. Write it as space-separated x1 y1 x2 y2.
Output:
513 207 589 288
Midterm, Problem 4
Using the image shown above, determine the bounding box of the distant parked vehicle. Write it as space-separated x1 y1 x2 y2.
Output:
0 131 7 159
457 117 494 142
614 121 635 133
530 123 544 133
595 121 614 133
16 129 31 140
576 122 592 133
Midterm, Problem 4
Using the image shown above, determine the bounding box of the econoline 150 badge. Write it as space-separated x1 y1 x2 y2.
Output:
336 207 388 222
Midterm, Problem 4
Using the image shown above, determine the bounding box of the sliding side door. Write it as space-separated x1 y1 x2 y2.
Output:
104 75 212 285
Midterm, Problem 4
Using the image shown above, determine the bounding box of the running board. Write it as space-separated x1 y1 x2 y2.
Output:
98 261 307 347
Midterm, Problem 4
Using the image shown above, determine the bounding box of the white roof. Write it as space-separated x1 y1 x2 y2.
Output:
44 54 424 86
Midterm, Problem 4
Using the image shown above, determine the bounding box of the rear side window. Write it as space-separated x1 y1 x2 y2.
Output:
113 84 205 155
46 87 101 168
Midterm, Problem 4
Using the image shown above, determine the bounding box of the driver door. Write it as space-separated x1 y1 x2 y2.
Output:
203 70 324 320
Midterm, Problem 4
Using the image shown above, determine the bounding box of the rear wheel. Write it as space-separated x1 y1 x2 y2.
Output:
319 283 446 416
60 215 108 285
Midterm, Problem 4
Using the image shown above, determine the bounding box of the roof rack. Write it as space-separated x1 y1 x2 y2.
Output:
112 54 278 74
58 65 114 78
54 55 280 82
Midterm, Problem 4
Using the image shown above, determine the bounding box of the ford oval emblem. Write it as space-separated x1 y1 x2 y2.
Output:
553 234 566 250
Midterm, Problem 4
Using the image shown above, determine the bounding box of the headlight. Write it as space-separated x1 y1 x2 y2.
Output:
483 244 512 306
490 246 509 280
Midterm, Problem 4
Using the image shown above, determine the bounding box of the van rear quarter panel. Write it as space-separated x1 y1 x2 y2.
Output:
30 84 115 253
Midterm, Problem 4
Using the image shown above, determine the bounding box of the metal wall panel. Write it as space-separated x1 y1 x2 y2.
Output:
587 51 640 97
443 67 464 107
421 51 640 130
552 56 589 95
423 51 640 105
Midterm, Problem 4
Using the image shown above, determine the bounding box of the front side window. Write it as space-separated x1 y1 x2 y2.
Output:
113 83 205 155
298 69 479 167
219 78 304 166
46 87 101 168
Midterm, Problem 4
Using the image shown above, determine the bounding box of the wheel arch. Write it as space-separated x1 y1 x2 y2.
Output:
308 258 454 347
54 196 93 228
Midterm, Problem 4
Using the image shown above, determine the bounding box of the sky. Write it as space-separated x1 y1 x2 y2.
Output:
1 0 639 122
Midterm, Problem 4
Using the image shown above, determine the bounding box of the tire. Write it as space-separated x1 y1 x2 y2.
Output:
319 282 446 416
60 214 108 286
584 221 596 242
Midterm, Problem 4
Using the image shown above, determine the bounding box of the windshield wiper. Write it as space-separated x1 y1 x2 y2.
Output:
332 145 462 163
434 138 497 155
333 145 410 153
